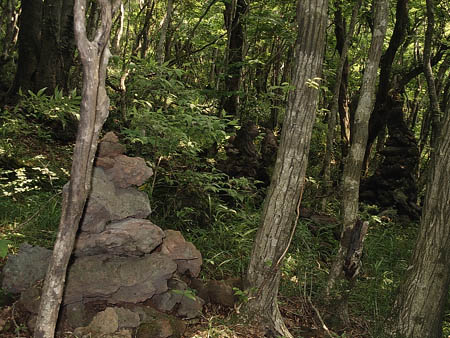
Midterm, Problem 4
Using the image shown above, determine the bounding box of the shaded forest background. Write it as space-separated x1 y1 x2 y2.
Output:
0 0 449 336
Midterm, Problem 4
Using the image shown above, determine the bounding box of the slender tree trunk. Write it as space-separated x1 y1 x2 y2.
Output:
222 0 248 117
423 0 441 150
321 0 361 210
391 94 450 338
327 0 388 294
364 0 409 171
33 1 118 336
157 0 174 66
245 1 328 337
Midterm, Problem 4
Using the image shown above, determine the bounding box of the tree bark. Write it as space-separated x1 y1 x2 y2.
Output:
33 0 118 336
6 0 42 99
244 0 328 336
391 91 450 338
364 0 409 171
327 0 388 294
34 0 75 93
321 0 361 210
423 0 441 150
156 0 174 65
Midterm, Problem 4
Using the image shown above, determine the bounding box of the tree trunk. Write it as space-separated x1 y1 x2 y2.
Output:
423 0 441 150
364 0 409 171
391 92 450 338
33 0 118 336
6 0 42 99
321 0 361 210
327 0 388 294
222 0 248 117
244 0 328 336
34 0 75 93
156 0 174 66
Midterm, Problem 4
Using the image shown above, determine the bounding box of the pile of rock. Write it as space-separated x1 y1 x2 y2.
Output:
1 132 203 337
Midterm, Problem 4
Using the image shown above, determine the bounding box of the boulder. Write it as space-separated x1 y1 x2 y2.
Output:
79 168 151 233
1 243 51 294
105 155 153 189
64 253 177 305
75 218 164 257
161 230 202 277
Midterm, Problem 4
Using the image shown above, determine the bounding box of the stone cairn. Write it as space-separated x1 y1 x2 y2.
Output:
2 132 204 338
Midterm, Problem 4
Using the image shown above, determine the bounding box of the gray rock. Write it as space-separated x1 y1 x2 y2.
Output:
105 155 153 188
161 230 202 277
65 302 88 328
151 279 188 312
177 295 204 319
75 218 164 257
79 168 151 233
1 243 51 294
115 307 140 329
18 285 41 314
64 253 177 305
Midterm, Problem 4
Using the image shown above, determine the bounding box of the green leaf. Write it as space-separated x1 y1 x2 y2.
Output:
0 240 11 258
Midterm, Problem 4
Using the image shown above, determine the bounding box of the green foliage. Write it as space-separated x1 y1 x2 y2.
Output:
16 87 81 140
0 239 11 258
171 288 198 301
0 191 61 249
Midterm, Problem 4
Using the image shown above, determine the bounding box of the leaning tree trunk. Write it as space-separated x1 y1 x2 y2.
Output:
33 1 118 337
245 0 328 337
391 91 450 338
321 0 361 210
327 0 388 294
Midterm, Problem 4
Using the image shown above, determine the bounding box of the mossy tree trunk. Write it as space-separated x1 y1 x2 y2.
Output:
33 1 119 337
244 0 328 337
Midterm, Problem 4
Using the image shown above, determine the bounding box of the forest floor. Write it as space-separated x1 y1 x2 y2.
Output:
0 292 370 337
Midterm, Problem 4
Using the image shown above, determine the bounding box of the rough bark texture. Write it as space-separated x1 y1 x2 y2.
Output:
34 0 75 93
245 0 328 337
391 98 450 338
321 0 361 210
33 1 118 337
327 0 388 294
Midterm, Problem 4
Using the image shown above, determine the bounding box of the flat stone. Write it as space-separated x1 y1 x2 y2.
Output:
75 218 164 257
64 253 177 305
105 155 153 188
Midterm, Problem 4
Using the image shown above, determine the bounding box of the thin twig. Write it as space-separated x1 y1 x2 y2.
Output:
308 298 334 338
